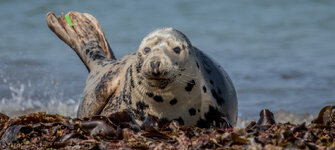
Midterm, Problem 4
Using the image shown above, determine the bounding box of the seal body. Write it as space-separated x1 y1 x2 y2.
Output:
89 28 238 127
46 12 237 128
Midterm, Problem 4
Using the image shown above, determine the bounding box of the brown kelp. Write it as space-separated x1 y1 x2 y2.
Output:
0 106 334 149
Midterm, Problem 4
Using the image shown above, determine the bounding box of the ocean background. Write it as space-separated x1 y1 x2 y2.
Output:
0 0 334 125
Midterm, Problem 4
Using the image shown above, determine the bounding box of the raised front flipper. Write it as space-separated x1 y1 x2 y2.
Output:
46 11 115 72
47 11 121 118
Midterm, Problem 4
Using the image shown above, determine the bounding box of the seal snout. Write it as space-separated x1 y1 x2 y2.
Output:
150 60 161 76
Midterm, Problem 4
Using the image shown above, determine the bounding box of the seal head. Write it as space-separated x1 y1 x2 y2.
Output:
136 28 193 89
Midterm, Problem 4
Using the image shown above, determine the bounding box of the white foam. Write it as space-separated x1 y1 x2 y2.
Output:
0 83 78 117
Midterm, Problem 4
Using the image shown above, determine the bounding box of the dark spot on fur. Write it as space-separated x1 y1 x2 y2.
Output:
129 66 135 88
173 117 184 125
211 89 224 105
153 95 163 102
196 106 225 128
136 101 149 110
97 60 113 67
198 109 200 112
160 118 169 124
159 79 171 89
196 119 207 128
117 67 133 106
159 84 167 89
94 81 107 100
94 69 117 100
91 53 105 61
169 98 177 105
218 88 222 94
132 108 146 121
83 40 106 61
136 53 143 73
146 92 153 97
185 80 195 92
203 86 207 93
111 67 120 76
196 61 199 68
189 108 196 116
205 67 212 74
210 80 214 85
136 64 142 74
138 81 142 85
89 51 93 57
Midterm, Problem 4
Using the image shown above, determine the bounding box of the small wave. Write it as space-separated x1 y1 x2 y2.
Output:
0 83 78 117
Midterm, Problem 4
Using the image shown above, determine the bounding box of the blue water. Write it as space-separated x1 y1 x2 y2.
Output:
0 0 334 120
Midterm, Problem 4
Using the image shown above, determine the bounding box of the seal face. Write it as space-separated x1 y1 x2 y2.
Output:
136 28 192 91
46 12 237 128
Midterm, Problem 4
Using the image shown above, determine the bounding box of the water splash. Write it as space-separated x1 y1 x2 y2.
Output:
0 83 78 117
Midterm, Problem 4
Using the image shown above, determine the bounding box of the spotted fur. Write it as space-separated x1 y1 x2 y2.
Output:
99 28 237 127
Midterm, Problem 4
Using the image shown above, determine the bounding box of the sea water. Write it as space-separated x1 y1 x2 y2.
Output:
0 0 334 125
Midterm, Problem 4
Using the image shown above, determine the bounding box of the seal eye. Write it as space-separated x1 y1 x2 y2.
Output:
144 47 151 53
173 47 181 54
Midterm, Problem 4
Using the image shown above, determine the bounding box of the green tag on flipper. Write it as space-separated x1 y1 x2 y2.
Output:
65 15 74 26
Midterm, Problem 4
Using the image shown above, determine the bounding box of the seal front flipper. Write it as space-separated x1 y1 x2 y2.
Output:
46 11 119 118
77 68 121 118
46 11 115 72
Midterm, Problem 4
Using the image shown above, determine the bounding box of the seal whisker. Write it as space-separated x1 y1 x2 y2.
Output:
179 73 197 80
174 80 186 87
180 72 196 78
174 77 190 86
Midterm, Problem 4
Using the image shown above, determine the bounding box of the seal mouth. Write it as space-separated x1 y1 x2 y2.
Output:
145 76 175 89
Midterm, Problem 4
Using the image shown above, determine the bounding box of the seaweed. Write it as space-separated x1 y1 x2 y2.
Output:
0 105 334 149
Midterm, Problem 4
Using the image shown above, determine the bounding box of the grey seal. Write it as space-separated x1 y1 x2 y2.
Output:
47 11 238 128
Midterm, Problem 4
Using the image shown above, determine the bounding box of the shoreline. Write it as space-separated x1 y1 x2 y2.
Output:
0 106 317 128
0 105 333 149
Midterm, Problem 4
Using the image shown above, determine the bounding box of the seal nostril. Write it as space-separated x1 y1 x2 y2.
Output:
150 61 161 76
150 61 160 69
150 61 155 69
155 61 160 68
